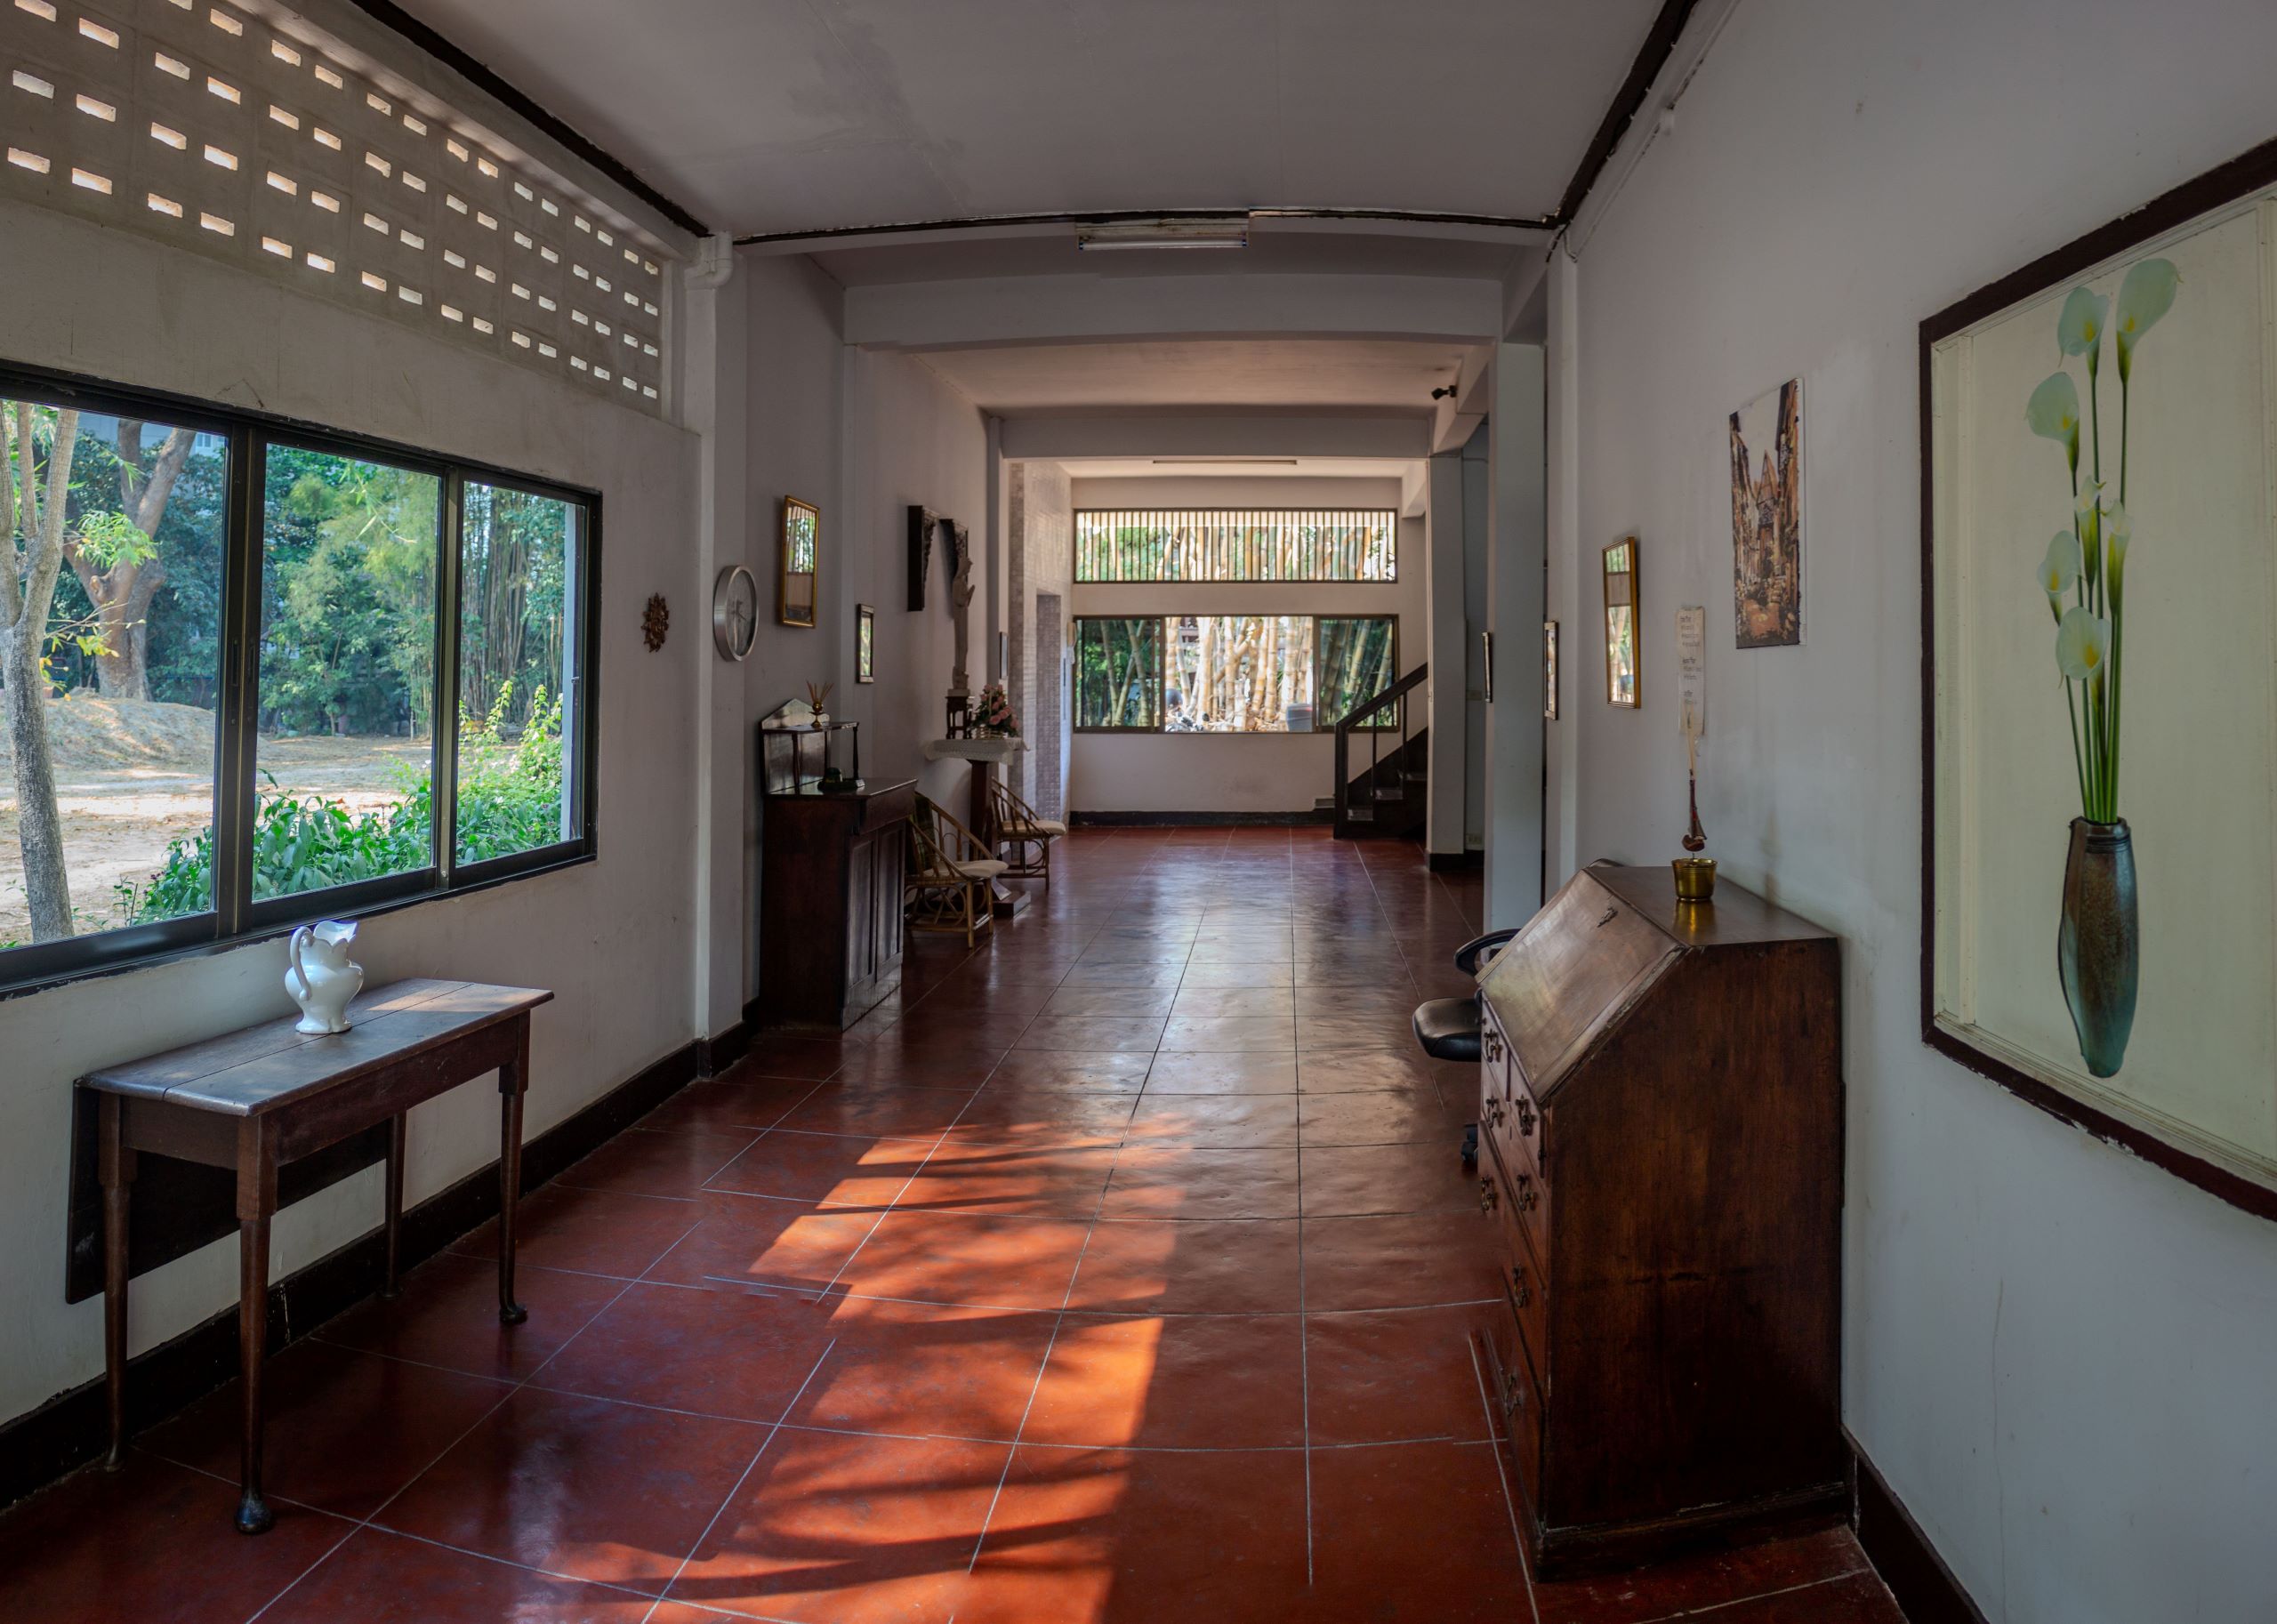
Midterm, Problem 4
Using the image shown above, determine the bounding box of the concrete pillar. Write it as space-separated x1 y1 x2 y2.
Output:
984 414 1005 684
1484 342 1547 928
1425 451 1468 856
1543 247 1582 891
681 240 751 1049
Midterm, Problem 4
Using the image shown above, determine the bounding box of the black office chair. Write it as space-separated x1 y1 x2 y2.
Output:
1412 927 1519 1166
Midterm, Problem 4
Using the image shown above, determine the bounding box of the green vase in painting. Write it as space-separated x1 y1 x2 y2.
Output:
2057 817 2137 1078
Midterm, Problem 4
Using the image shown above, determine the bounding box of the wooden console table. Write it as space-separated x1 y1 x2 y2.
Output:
78 977 551 1534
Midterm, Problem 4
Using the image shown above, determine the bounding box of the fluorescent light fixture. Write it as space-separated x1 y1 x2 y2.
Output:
1148 457 1299 466
1077 216 1248 251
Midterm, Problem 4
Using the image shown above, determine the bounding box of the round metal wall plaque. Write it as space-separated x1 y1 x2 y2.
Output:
712 564 760 661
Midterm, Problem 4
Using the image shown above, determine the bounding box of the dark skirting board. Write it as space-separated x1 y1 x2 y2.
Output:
1851 1436 1993 1624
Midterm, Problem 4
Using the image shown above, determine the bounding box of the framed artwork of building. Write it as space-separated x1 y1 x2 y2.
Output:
1731 379 1803 648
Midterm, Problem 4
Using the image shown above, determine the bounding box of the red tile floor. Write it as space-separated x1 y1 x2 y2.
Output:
0 829 1907 1624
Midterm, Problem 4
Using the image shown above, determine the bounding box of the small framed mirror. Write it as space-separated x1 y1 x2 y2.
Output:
1603 536 1639 707
779 495 819 627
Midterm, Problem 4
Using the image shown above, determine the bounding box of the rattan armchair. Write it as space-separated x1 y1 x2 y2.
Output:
906 793 1006 946
986 774 1067 888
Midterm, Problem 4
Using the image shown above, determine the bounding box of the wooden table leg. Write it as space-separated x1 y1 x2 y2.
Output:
969 759 994 846
381 1113 406 1300
496 1022 528 1325
234 1120 277 1535
98 1094 135 1471
968 760 1026 920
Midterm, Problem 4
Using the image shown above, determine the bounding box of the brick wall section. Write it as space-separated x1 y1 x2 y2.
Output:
1008 461 1071 813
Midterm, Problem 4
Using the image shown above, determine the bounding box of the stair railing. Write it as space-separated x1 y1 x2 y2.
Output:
1332 663 1428 833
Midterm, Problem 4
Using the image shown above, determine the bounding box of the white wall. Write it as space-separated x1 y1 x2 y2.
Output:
736 265 990 987
837 350 989 808
1068 475 1421 814
1555 3 2277 1619
843 271 1503 351
0 197 701 1427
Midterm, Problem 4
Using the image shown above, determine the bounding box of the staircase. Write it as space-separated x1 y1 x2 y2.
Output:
1332 663 1429 840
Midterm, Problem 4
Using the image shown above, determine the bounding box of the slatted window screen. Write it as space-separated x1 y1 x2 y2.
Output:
1074 508 1399 583
0 0 672 412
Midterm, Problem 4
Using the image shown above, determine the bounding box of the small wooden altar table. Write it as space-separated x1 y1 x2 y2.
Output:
78 977 552 1534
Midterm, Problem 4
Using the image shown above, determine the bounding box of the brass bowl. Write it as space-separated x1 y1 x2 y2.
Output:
1671 856 1718 903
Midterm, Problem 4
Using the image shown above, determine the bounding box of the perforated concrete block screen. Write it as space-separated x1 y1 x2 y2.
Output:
0 0 672 410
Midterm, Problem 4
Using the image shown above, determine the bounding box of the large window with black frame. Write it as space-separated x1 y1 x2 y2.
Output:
0 363 597 990
1074 615 1399 734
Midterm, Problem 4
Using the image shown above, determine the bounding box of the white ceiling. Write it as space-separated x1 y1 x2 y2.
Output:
912 337 1472 414
386 0 1662 237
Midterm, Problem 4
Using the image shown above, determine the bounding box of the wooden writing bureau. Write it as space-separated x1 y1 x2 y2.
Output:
79 978 551 1534
1471 864 1842 1576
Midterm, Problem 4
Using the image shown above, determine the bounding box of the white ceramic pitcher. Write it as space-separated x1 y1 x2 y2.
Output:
285 921 364 1035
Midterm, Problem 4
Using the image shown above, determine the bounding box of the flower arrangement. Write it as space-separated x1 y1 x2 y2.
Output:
2026 257 2178 824
971 680 1019 737
2025 254 2177 1081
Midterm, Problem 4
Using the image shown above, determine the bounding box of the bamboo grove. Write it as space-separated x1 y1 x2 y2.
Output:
1076 615 1398 733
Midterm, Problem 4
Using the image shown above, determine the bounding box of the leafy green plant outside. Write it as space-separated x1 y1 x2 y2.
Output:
455 683 568 865
115 683 567 923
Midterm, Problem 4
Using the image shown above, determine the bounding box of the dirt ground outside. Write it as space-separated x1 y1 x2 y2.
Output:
0 693 429 946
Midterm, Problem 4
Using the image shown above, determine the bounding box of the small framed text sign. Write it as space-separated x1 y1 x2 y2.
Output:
1676 605 1707 739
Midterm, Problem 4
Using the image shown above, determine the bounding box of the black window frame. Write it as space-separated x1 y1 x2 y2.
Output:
1314 614 1402 733
1074 613 1403 735
0 356 600 1000
1072 508 1401 584
1073 615 1166 733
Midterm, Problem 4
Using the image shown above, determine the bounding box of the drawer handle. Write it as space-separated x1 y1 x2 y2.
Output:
1483 1032 1501 1063
1516 1098 1535 1136
1500 1363 1526 1417
1509 1264 1532 1309
1477 1176 1499 1214
1485 1098 1505 1125
1597 906 1618 928
1513 1173 1539 1215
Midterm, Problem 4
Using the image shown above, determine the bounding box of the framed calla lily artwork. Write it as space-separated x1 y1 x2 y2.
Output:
1923 148 2277 1222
